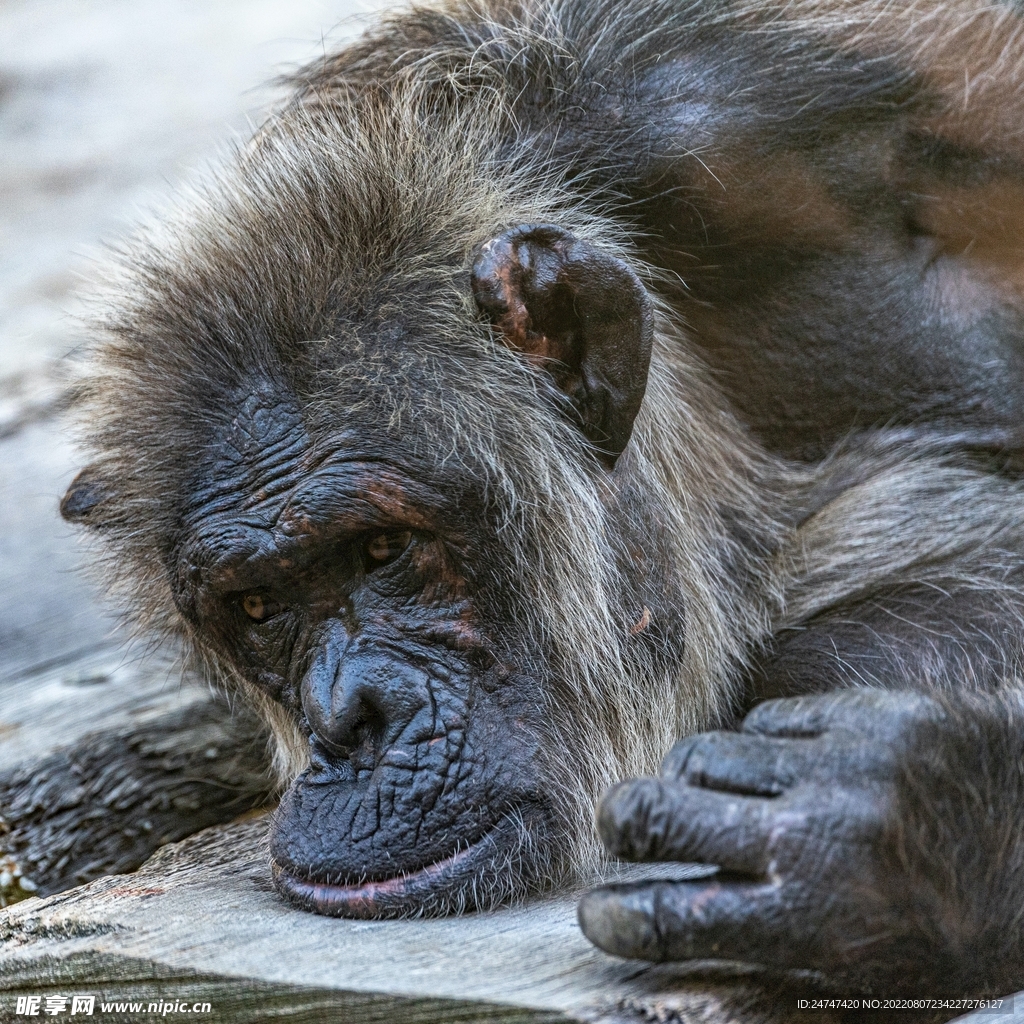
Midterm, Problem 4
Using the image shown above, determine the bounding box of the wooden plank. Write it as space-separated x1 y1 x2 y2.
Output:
0 817 835 1024
0 696 274 898
0 644 208 773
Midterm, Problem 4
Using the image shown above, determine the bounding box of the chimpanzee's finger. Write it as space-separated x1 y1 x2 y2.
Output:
661 730 823 794
597 777 772 874
578 878 799 966
742 688 939 740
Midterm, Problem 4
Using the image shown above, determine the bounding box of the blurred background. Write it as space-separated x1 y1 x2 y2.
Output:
0 0 391 900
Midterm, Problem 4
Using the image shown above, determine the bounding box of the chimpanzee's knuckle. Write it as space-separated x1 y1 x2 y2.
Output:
596 778 667 858
660 735 705 779
742 696 824 737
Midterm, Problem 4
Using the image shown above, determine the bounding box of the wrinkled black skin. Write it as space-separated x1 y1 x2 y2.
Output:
157 228 657 915
169 383 553 911
582 692 918 972
582 577 1024 996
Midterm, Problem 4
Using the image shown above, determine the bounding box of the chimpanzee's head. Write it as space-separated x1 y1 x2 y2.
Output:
61 88 754 917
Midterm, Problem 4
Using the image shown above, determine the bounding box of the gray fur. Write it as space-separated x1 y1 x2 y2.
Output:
64 0 1024 901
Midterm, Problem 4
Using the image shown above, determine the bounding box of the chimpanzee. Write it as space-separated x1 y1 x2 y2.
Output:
62 0 1024 998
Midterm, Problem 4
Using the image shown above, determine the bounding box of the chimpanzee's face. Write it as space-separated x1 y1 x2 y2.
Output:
62 204 657 917
169 380 557 917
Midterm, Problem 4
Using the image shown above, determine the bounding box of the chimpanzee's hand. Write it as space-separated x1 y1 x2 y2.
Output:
578 688 1024 995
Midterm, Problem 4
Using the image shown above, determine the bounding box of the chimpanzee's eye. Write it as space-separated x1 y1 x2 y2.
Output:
364 530 413 568
241 593 283 622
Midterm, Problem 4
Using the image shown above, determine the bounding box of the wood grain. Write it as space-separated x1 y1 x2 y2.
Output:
0 817 843 1024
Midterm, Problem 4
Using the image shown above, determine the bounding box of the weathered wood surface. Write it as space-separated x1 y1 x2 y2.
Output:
0 816 842 1024
0 684 274 896
0 419 122 690
1 823 1022 1024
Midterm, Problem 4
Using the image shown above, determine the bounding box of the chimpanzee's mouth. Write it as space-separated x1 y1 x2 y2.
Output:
270 830 499 919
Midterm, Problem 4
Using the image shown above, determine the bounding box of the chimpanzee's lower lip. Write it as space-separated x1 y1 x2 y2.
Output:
270 837 488 918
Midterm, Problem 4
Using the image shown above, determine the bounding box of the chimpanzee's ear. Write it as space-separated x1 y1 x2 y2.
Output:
61 465 113 528
472 223 654 467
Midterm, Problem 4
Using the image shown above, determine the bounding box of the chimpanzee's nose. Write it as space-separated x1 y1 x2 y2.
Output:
300 622 423 759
